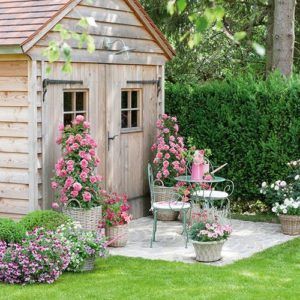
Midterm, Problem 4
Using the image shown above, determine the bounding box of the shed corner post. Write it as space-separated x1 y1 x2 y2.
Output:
28 60 39 212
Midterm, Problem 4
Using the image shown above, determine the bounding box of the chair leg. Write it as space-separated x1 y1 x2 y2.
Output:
150 209 158 248
183 210 188 248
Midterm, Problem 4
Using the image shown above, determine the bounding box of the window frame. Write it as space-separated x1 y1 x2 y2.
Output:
63 89 89 126
121 89 143 133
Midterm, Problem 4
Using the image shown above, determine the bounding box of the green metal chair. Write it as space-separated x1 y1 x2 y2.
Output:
148 163 190 248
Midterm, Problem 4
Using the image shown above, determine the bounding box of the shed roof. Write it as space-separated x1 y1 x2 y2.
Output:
0 0 175 58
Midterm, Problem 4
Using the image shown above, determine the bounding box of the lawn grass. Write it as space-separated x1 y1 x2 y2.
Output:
0 238 299 300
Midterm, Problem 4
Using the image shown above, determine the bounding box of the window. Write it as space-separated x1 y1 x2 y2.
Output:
63 91 88 125
121 89 142 131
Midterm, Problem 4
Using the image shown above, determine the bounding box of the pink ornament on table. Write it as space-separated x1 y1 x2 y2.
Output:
191 150 205 181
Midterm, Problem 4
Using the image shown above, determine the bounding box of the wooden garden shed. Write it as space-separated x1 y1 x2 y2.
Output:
0 0 175 219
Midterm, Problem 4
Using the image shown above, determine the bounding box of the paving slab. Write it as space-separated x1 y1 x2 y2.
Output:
109 217 299 266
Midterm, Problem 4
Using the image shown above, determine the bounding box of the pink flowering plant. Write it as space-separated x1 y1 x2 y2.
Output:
52 115 104 209
151 114 187 187
189 222 232 242
0 228 70 284
102 191 132 227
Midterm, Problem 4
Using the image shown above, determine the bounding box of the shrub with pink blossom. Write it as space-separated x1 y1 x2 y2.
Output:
51 115 104 209
189 222 232 242
0 228 70 284
151 114 187 187
102 191 132 227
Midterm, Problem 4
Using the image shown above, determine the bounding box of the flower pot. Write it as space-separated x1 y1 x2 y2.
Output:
191 239 226 262
63 205 102 231
105 224 129 247
279 215 300 235
153 185 178 221
80 257 95 272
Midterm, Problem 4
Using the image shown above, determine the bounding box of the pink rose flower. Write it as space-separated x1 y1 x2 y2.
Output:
162 113 168 120
71 190 79 197
73 182 82 192
90 176 98 184
165 153 170 159
163 169 170 177
83 191 92 202
89 149 96 156
72 143 79 150
56 136 62 145
52 202 59 209
83 121 90 129
58 124 65 131
51 182 59 189
80 171 88 182
80 159 88 168
75 115 85 123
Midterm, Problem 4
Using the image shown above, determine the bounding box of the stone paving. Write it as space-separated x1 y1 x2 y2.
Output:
109 217 299 266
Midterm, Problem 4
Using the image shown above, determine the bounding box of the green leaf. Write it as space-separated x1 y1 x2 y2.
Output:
234 31 247 41
214 6 225 21
177 0 187 13
53 24 63 32
78 18 89 29
62 62 72 73
45 66 52 75
86 35 96 53
252 42 265 57
167 0 176 15
195 16 209 33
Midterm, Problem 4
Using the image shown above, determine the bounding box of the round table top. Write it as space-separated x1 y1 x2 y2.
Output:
175 175 226 183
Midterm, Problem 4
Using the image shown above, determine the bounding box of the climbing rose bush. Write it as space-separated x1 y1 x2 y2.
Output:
151 114 186 187
102 191 132 227
56 221 108 272
0 228 70 284
52 115 104 209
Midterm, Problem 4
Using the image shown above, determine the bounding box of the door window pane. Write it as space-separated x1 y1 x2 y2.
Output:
64 92 73 112
121 90 141 131
76 92 85 111
63 91 88 126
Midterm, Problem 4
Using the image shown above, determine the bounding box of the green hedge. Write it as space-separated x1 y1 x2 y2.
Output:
0 218 26 243
165 74 300 203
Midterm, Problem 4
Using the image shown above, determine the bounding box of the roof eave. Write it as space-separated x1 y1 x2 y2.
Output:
0 45 23 54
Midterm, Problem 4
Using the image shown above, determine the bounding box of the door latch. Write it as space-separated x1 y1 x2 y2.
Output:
108 132 119 151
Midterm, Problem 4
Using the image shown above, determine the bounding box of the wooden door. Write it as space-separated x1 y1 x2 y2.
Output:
106 65 160 200
42 63 106 209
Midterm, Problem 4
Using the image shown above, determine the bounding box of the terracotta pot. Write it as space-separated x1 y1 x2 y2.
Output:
105 224 129 247
192 239 226 262
279 214 300 235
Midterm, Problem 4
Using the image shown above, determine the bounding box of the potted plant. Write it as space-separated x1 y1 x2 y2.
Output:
102 191 132 247
56 221 108 272
151 114 187 220
51 115 104 231
261 159 300 235
189 222 232 262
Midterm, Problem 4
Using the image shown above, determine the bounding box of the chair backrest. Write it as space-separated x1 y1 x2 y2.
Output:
147 163 155 203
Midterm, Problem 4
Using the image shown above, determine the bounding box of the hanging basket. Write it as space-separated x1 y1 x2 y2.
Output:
153 185 179 221
105 224 129 247
62 199 102 231
279 215 300 235
80 257 95 272
192 239 226 262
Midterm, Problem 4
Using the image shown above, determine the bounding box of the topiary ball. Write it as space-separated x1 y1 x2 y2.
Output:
19 210 71 232
0 218 26 243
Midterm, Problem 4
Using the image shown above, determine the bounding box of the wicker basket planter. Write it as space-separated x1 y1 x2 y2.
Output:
80 257 96 272
63 204 102 232
192 239 226 262
279 215 300 235
106 224 129 247
153 185 178 221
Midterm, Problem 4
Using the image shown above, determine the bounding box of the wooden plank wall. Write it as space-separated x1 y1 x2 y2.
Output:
28 0 167 66
0 57 31 218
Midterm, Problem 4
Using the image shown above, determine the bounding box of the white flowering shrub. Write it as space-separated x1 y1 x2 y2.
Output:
260 159 300 208
272 198 300 216
56 222 108 272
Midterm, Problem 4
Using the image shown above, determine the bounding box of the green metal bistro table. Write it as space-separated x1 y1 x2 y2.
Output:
175 175 233 224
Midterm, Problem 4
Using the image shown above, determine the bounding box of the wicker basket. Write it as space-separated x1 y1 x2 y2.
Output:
106 224 129 247
279 215 300 235
80 257 95 272
153 185 179 221
63 199 102 231
192 239 225 262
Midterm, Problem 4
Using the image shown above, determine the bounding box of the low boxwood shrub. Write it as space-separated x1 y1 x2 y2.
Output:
0 218 26 243
166 73 300 204
19 210 70 232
